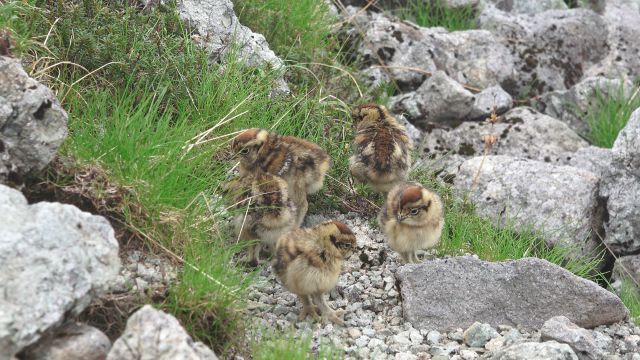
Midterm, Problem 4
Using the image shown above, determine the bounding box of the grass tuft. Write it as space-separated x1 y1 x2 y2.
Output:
396 0 477 31
618 280 640 325
250 328 342 360
234 0 334 62
586 83 640 148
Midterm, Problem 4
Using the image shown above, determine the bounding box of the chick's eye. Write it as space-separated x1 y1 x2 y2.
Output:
239 148 249 155
410 208 420 216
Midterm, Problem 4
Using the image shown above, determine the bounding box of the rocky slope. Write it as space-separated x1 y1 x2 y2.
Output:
2 0 640 359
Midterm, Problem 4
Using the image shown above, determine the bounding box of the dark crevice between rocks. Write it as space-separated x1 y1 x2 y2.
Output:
76 291 168 343
33 99 52 120
396 74 428 93
593 195 616 285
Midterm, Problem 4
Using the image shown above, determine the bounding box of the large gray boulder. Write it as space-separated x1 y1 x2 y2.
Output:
351 10 517 92
600 108 640 254
584 0 640 81
612 107 640 177
541 316 608 360
107 305 218 360
419 107 587 165
453 156 602 257
478 6 609 97
535 76 634 137
489 341 578 360
396 257 628 331
601 170 640 255
0 185 120 358
0 56 67 184
176 0 289 95
569 146 614 177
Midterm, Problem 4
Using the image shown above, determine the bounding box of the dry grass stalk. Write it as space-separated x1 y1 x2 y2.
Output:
470 106 500 191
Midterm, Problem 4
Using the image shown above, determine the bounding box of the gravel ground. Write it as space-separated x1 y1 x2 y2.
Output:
245 212 640 359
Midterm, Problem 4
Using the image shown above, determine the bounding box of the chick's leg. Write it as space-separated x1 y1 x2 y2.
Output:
294 196 308 228
244 243 262 267
297 295 319 322
400 252 411 264
312 293 344 326
409 251 420 264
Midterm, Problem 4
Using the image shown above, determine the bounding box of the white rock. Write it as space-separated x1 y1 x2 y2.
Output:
464 322 499 347
600 109 640 254
0 56 67 183
0 185 120 358
107 305 217 360
427 330 443 345
541 316 607 360
460 349 480 360
489 340 578 359
175 0 289 95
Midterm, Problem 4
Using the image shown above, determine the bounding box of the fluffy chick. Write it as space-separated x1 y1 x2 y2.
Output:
349 104 412 193
378 182 444 264
272 220 357 325
232 128 331 226
223 173 296 264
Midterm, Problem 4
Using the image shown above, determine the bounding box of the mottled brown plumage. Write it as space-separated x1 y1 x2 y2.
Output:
378 182 444 264
223 173 296 264
272 220 357 325
232 128 331 226
349 104 412 193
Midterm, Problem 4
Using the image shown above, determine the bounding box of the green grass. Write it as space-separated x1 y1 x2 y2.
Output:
618 280 640 325
396 0 477 31
2 0 210 106
250 328 342 360
61 51 355 354
234 0 333 62
586 84 640 148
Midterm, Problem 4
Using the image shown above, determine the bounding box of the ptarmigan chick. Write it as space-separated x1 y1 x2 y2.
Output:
272 220 357 325
349 104 412 193
232 128 331 226
223 173 296 264
378 182 444 264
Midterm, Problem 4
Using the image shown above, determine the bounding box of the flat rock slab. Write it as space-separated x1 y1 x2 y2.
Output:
420 107 587 165
396 256 628 331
